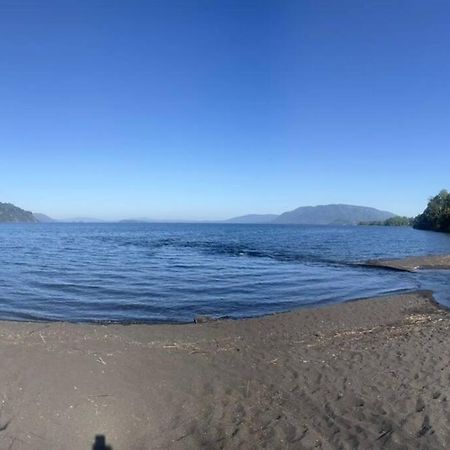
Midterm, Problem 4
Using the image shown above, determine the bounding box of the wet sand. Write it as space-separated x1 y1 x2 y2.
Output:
1 291 450 449
365 254 450 272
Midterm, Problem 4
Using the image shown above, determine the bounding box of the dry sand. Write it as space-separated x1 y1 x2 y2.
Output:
1 290 450 449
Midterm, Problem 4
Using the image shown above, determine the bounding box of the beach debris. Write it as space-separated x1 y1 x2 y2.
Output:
96 356 107 365
194 315 217 324
406 314 433 325
163 343 180 349
376 429 393 441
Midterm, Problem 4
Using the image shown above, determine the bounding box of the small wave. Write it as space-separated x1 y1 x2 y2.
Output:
1 223 449 323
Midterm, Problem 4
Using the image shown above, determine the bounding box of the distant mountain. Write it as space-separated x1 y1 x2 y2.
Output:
33 213 56 223
226 214 279 224
0 202 38 223
61 217 106 223
2 202 397 226
119 219 154 223
274 204 395 225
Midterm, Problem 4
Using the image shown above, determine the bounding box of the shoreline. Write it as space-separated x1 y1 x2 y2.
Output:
0 287 437 327
1 253 449 327
364 254 450 272
1 290 450 448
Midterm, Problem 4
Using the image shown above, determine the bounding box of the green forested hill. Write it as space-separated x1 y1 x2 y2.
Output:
0 202 38 223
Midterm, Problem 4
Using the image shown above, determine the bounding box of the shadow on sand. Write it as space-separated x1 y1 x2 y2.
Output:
92 435 112 450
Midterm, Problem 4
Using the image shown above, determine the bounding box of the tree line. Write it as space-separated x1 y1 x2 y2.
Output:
359 216 412 227
359 189 449 232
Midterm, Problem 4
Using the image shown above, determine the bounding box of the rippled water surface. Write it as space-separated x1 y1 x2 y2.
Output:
0 223 449 323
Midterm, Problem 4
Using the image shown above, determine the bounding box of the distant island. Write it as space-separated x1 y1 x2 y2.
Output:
227 204 395 225
225 214 279 224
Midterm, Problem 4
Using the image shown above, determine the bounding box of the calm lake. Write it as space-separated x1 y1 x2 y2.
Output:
1 223 449 323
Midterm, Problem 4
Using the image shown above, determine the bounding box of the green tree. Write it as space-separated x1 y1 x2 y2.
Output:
414 190 450 232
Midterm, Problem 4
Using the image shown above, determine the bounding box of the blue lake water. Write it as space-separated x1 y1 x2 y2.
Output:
0 223 449 323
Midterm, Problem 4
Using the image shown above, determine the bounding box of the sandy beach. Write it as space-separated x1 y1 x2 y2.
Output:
2 0 449 446
0 289 449 449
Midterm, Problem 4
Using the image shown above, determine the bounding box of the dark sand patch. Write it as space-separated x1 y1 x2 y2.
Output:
1 291 450 448
365 254 450 272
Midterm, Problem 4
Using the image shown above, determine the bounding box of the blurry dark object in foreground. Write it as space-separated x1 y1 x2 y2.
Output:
93 435 112 450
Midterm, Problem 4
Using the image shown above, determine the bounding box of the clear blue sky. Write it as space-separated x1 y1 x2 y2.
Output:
1 0 449 220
